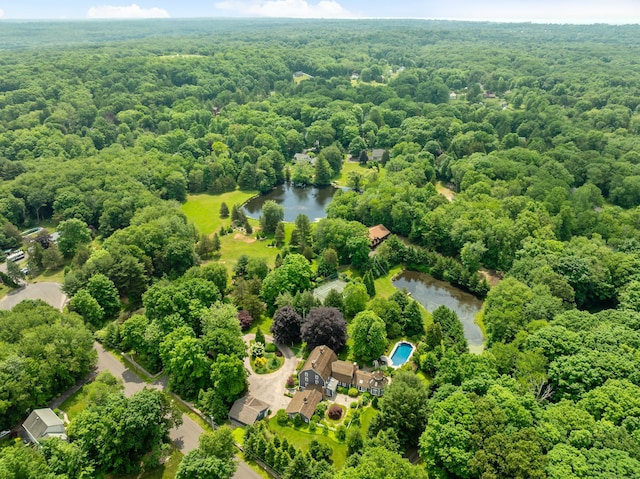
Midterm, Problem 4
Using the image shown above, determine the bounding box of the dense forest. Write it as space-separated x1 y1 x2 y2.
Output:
1 19 640 479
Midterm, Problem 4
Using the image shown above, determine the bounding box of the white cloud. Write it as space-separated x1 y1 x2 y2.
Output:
87 4 170 19
214 0 354 18
0 9 4 18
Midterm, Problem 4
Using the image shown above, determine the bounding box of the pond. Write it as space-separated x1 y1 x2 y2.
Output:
243 183 339 223
393 271 485 353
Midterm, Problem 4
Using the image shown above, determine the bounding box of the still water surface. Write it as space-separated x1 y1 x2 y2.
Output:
393 271 485 353
243 184 339 222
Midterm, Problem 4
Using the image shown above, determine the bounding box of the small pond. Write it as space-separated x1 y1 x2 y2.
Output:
393 271 485 353
243 183 339 223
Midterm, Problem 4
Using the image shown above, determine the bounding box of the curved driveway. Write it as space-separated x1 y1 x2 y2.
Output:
95 342 261 479
243 333 298 413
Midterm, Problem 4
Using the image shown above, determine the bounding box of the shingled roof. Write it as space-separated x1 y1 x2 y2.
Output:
368 224 391 247
301 346 338 382
286 388 323 421
228 395 270 426
331 360 355 385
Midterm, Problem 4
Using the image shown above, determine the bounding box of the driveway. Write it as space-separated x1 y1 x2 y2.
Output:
95 343 261 479
243 334 299 413
0 282 66 310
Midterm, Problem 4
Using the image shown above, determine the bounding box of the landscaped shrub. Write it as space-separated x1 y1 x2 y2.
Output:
328 404 343 420
349 402 358 409
251 342 265 359
372 396 379 408
268 356 280 369
276 409 289 426
254 357 267 369
348 387 359 397
309 419 317 432
336 425 347 441
315 401 328 417
237 310 253 330
293 413 303 427
265 342 277 353
337 386 348 395
286 376 295 388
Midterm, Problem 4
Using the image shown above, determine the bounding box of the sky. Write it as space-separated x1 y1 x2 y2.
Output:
0 1 638 24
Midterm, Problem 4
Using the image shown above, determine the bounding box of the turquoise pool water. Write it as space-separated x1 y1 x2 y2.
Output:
389 341 414 367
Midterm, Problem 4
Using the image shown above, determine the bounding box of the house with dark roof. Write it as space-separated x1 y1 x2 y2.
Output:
286 387 323 423
298 346 388 398
228 395 270 426
22 408 66 445
368 224 391 248
298 345 338 396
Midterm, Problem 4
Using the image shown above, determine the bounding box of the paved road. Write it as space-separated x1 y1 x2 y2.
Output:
95 343 261 479
0 282 66 310
243 333 298 413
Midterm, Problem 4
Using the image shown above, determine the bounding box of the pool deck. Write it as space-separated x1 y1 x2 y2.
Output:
387 340 416 369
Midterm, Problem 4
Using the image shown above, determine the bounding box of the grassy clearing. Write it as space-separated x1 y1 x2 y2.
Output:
334 161 365 187
59 385 90 421
181 191 258 235
358 405 378 433
372 265 403 299
269 418 347 469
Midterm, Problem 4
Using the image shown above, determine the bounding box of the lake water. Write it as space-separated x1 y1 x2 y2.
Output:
393 271 485 353
243 183 339 223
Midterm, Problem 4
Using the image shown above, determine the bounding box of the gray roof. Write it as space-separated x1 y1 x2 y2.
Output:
228 395 270 426
23 408 65 443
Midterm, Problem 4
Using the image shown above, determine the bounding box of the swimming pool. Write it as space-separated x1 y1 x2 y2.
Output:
388 341 415 368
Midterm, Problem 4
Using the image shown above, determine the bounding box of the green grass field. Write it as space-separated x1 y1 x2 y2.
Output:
181 191 258 235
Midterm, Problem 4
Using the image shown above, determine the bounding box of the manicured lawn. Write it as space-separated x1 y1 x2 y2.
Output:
181 191 258 235
59 385 91 421
247 316 274 336
334 161 365 187
358 405 378 433
373 265 403 299
269 418 347 469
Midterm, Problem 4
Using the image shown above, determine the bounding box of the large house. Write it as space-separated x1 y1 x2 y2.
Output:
298 345 389 399
368 224 391 249
22 408 66 445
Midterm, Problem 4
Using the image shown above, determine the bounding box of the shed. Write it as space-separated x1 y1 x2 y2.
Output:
228 395 270 426
22 408 66 444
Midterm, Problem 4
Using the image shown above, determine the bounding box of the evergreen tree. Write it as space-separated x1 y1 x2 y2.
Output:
211 233 221 253
219 202 229 218
358 149 369 165
255 327 266 346
314 155 332 186
275 222 285 247
363 270 376 297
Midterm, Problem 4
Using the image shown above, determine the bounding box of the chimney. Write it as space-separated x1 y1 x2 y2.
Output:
353 362 358 373
312 360 316 369
320 346 325 354
303 396 308 404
